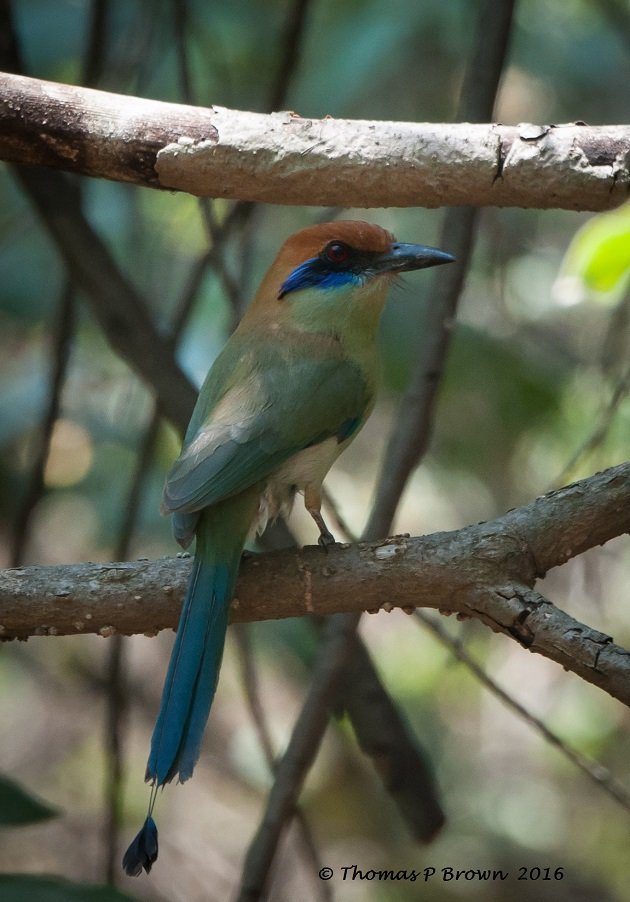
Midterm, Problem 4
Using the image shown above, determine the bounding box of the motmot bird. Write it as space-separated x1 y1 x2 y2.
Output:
122 220 454 875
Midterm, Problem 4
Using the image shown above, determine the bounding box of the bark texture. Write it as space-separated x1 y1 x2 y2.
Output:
2 462 629 704
1 72 628 210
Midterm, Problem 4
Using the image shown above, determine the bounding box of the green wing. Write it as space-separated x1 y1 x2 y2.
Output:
163 337 371 515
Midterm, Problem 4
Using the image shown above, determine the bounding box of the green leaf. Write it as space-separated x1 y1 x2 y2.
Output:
557 202 630 303
0 875 134 902
0 776 58 826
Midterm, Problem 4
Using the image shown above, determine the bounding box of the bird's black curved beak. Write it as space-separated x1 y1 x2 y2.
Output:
373 243 456 274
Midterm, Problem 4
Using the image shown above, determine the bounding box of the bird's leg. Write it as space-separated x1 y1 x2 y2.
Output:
305 486 336 552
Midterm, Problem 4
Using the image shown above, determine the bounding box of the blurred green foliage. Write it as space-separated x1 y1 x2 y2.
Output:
558 201 630 300
0 1 629 900
0 875 132 901
0 775 58 826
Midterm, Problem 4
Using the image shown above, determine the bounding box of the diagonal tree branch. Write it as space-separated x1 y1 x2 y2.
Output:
12 165 197 432
367 0 515 539
237 613 359 902
364 206 477 538
0 23 196 434
1 461 628 700
0 71 628 211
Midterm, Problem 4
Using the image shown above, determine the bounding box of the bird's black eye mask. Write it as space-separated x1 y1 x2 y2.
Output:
278 239 456 299
278 241 377 299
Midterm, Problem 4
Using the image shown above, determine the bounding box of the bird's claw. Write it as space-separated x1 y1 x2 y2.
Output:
318 529 336 553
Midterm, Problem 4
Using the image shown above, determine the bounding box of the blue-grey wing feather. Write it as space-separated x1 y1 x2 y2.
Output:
163 354 371 515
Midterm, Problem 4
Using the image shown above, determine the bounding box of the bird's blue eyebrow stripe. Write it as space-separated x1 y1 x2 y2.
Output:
279 258 362 298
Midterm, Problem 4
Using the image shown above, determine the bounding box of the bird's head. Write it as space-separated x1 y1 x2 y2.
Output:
247 220 455 339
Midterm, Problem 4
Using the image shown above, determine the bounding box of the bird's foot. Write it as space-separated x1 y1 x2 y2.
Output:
317 528 336 554
306 498 336 554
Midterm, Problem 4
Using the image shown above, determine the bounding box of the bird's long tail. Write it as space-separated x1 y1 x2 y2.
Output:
123 495 256 876
146 554 235 787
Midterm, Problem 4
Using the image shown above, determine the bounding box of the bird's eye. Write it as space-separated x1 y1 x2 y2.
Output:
325 241 350 265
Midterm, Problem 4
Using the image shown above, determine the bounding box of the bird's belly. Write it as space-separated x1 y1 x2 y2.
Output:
274 436 341 489
250 437 341 538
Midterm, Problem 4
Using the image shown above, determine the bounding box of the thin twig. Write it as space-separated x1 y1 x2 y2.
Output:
364 206 478 539
102 632 127 884
415 610 630 813
233 625 278 767
83 0 109 88
594 0 630 57
552 363 630 488
171 0 245 324
209 0 315 308
10 284 75 567
171 0 194 104
552 288 630 488
205 0 317 293
198 201 246 326
269 0 312 112
365 0 516 540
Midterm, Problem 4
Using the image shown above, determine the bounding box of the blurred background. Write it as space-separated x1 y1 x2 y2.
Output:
0 0 629 900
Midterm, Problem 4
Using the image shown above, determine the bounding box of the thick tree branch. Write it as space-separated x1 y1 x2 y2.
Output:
1 462 628 702
0 72 628 211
